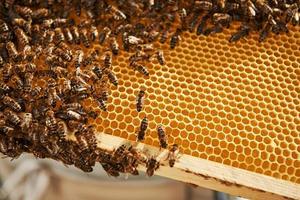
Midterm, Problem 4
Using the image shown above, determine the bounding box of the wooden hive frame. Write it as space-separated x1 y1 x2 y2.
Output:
96 133 300 200
90 24 300 199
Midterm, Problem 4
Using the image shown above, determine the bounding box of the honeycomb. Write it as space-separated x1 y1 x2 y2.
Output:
88 24 300 184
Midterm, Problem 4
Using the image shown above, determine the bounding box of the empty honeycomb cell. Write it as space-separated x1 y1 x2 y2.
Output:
277 156 285 164
183 149 191 155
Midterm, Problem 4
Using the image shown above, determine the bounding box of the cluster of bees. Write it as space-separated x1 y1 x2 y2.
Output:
0 0 177 177
0 0 298 177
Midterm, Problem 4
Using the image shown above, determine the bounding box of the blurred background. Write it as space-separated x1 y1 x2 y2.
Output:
0 155 243 200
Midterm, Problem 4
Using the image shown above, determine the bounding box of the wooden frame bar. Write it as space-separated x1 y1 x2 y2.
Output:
96 133 300 200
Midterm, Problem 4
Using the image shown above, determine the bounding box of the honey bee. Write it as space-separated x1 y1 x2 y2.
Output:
23 72 33 91
101 90 109 102
75 157 94 172
255 0 273 15
41 19 54 30
156 50 165 65
110 36 119 55
292 12 299 26
32 8 50 19
90 25 98 41
101 163 120 177
0 82 10 93
45 110 58 133
74 50 84 68
136 90 145 112
21 45 34 61
14 63 28 75
195 1 213 11
44 30 55 45
82 50 99 67
63 102 82 111
147 30 160 42
47 87 61 107
285 3 298 23
135 64 149 77
104 52 112 69
30 86 42 97
114 24 125 36
196 13 210 35
20 112 32 131
66 110 82 121
159 28 168 44
2 64 13 82
87 111 98 119
0 136 8 154
157 125 168 148
80 28 90 48
167 144 179 167
170 29 181 49
45 55 64 68
53 18 69 28
14 5 33 19
245 1 257 19
56 142 74 163
63 28 73 44
272 20 289 34
203 24 223 36
0 20 9 33
5 110 21 126
11 75 23 90
75 68 91 84
122 32 130 51
54 47 72 61
225 3 240 12
92 66 103 79
13 18 31 35
259 16 276 42
6 41 19 61
112 144 128 162
212 13 232 28
137 117 148 141
0 126 14 136
178 8 187 22
58 78 71 95
99 27 111 45
54 28 65 44
70 78 89 94
0 32 11 43
136 44 154 52
108 5 127 20
75 132 89 152
229 24 251 42
107 71 118 86
146 157 160 177
31 24 43 43
71 26 81 44
84 129 97 150
97 97 107 111
127 35 144 45
129 51 152 63
2 96 22 112
67 120 80 131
